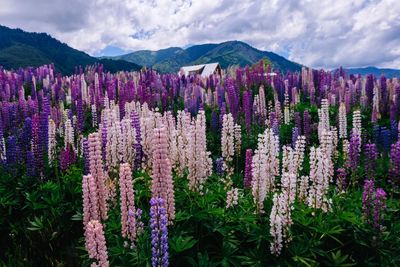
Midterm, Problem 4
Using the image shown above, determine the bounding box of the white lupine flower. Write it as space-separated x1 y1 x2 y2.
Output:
226 188 239 208
48 118 56 165
187 111 213 193
221 113 235 177
64 118 74 149
307 147 332 212
251 128 280 213
338 102 347 139
318 98 330 141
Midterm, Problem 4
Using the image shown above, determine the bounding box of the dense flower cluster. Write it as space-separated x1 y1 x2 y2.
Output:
119 163 138 247
150 197 169 267
85 220 109 267
151 127 175 224
252 128 280 213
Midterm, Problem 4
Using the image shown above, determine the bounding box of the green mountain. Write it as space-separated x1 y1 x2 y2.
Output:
0 25 141 74
112 40 302 73
345 66 400 78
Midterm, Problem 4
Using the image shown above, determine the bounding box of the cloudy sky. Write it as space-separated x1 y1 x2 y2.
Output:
0 0 399 69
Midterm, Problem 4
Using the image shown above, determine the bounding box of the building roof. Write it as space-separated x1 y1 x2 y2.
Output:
179 63 220 77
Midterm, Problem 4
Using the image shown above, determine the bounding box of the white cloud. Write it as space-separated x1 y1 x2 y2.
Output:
0 0 399 68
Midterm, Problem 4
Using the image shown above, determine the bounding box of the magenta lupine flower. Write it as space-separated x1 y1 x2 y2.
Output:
242 90 252 133
84 220 109 267
244 149 253 188
60 145 77 171
150 197 169 267
373 188 387 230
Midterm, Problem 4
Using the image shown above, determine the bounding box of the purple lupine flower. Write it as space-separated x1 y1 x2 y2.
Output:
373 188 387 230
26 150 35 177
362 179 375 223
6 135 17 165
150 197 169 267
365 143 377 180
303 110 311 140
21 117 32 153
0 117 5 162
336 168 346 192
346 132 361 182
210 111 219 132
244 149 253 188
390 120 398 142
389 141 400 189
242 90 252 133
294 112 302 134
215 157 224 177
131 111 142 170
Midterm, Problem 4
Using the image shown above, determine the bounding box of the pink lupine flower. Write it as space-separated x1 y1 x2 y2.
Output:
119 163 137 246
85 220 109 267
151 127 175 224
88 132 108 221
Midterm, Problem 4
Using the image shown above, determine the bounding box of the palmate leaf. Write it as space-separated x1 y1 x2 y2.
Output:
323 250 356 267
27 216 44 231
169 235 198 253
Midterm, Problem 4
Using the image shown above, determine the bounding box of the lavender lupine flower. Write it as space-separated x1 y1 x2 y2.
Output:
83 137 90 175
244 149 253 188
215 157 224 177
365 143 377 180
32 115 43 174
373 188 387 230
362 179 375 223
150 197 169 267
294 112 302 134
292 127 299 147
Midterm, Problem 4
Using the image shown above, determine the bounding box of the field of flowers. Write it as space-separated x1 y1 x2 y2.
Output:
0 61 399 266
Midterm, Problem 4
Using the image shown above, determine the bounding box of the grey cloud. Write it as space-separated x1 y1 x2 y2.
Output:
0 0 398 68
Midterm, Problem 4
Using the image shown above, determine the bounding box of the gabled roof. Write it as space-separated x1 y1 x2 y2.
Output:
179 63 220 77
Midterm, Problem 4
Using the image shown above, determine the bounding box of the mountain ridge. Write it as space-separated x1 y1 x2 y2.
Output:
111 40 303 73
0 25 141 74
